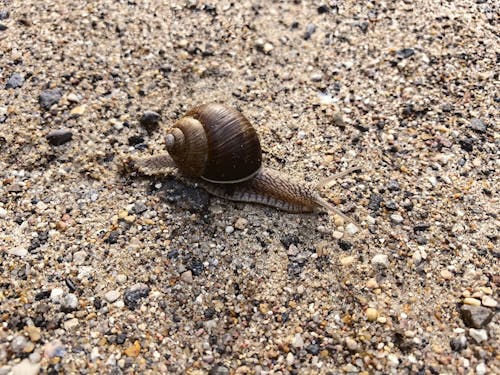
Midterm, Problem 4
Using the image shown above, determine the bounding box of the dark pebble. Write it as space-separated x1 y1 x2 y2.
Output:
123 283 150 310
116 333 127 345
306 343 320 355
209 365 229 375
387 179 400 191
338 239 352 251
105 230 120 244
317 5 329 14
460 305 494 328
156 178 210 213
167 249 179 259
357 22 369 33
204 307 217 319
469 118 487 133
441 103 453 112
93 297 102 310
140 110 161 131
131 202 148 214
46 128 73 146
39 88 62 110
128 135 144 146
397 48 415 58
35 290 51 300
280 234 300 249
188 258 205 276
450 336 467 351
384 201 398 211
415 235 427 245
0 24 7 31
459 138 474 152
65 277 77 292
6 73 24 89
0 10 9 20
368 193 383 212
303 24 316 40
414 223 431 232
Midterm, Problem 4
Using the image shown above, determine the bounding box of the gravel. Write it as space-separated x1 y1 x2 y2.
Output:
1 0 498 373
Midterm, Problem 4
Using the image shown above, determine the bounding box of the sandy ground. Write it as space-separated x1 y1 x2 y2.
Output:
0 0 498 374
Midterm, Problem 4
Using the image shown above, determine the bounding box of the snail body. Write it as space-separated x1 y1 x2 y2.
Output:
131 103 357 218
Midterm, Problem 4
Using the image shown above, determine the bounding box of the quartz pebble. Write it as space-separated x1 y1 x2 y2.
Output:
104 290 121 303
371 254 389 269
468 328 488 343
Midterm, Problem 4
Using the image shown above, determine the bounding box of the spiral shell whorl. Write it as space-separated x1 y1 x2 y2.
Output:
167 103 262 183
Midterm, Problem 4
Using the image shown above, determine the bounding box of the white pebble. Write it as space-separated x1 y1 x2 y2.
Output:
387 354 400 367
225 225 234 234
90 347 100 362
469 328 488 343
50 287 64 303
104 290 120 303
73 250 87 265
0 207 7 218
481 295 497 308
345 223 358 235
9 246 28 257
390 214 404 224
371 254 389 269
11 359 40 375
292 333 304 348
286 352 295 366
476 362 487 375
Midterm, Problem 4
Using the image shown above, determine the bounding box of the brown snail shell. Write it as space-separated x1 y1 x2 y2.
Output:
128 103 359 220
165 103 262 183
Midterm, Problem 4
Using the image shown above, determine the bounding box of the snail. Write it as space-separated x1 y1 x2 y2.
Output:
127 103 359 220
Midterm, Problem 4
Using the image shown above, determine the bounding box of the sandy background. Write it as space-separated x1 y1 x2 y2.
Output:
0 0 498 374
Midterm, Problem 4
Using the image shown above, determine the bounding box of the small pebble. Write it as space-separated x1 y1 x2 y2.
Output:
124 340 141 357
9 246 28 257
469 118 486 133
46 128 73 146
476 362 487 375
440 269 453 280
345 337 358 351
234 218 248 230
292 333 304 348
225 225 234 234
10 335 29 354
123 283 150 310
0 207 7 218
39 88 62 110
61 293 79 311
345 223 358 235
340 255 355 266
11 359 40 375
371 254 389 269
24 326 41 342
463 297 481 306
50 287 64 303
310 72 323 82
366 278 378 289
63 318 79 330
303 23 316 40
286 352 295 366
481 295 497 308
390 214 404 224
140 110 161 131
69 104 86 116
180 270 193 284
366 307 379 321
468 328 488 343
104 290 121 303
460 305 494 328
6 73 24 89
